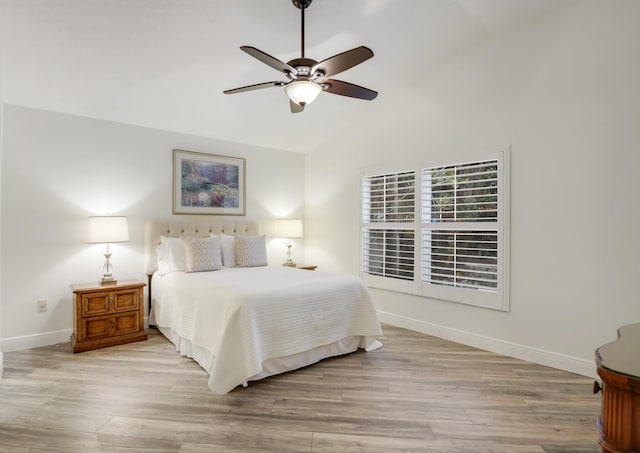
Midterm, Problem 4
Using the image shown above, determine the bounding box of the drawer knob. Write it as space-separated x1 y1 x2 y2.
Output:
593 380 602 394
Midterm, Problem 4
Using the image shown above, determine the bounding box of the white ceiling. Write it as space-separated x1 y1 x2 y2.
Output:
1 0 573 153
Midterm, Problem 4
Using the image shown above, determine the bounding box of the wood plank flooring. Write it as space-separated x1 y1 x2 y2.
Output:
0 325 600 452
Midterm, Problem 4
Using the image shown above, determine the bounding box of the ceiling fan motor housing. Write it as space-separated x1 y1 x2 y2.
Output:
287 58 319 78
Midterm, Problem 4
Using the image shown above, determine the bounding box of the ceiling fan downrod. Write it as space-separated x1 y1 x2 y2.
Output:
292 0 312 58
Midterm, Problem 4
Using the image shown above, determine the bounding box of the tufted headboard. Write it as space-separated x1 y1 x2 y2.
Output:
144 216 259 275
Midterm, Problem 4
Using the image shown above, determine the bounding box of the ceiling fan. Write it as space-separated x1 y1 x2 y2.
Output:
223 0 377 113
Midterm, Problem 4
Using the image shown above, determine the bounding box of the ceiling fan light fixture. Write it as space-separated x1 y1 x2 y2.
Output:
285 80 322 106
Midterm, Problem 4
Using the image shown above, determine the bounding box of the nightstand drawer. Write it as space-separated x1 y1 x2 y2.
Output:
81 288 140 317
113 289 140 312
81 293 111 316
112 311 140 335
83 316 110 340
82 311 141 341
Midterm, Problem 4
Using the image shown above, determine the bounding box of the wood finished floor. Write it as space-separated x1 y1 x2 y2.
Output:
0 325 600 453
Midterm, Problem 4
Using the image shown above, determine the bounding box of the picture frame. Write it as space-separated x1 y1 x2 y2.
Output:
173 149 246 215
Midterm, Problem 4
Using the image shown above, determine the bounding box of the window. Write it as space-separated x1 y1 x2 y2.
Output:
361 151 509 310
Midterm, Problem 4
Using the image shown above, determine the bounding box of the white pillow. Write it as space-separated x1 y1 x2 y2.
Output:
219 233 236 267
183 236 222 273
156 236 187 275
235 235 268 267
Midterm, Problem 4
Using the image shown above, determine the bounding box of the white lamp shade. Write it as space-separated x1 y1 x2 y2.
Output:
285 81 322 106
275 219 303 238
88 216 130 243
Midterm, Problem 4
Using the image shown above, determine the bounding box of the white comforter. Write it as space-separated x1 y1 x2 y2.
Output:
151 266 382 394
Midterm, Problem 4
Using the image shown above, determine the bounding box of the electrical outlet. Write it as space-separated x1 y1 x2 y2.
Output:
37 299 47 312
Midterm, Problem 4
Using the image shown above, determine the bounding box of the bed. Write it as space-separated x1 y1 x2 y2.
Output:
144 217 382 394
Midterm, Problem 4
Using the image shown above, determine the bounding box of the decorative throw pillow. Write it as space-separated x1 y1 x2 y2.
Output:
183 236 222 273
216 233 236 267
235 235 268 267
156 236 187 275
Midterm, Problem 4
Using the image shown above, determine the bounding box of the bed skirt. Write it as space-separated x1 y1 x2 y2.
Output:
157 325 381 392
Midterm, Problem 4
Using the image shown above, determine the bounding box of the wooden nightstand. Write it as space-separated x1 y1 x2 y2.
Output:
70 279 147 353
296 264 317 271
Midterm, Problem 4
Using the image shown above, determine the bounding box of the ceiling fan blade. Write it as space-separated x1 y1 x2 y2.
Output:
240 46 297 76
323 79 378 101
223 81 283 94
312 46 374 78
290 100 304 114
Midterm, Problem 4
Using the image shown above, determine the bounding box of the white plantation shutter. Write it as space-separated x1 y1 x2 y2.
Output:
422 230 497 290
422 160 499 292
362 228 415 281
362 170 415 224
360 151 509 311
361 170 417 292
423 160 498 223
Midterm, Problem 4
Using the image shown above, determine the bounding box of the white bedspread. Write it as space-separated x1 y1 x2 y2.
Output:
151 266 382 394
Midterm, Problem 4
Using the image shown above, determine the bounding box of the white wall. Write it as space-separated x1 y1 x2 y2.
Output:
0 30 4 374
305 0 640 377
0 105 305 350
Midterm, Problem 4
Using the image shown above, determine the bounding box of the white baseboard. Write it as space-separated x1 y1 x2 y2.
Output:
2 318 150 354
1 328 73 353
2 315 597 380
377 311 597 379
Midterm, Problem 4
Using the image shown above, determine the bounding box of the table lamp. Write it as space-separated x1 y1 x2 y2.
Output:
88 216 130 285
275 219 303 267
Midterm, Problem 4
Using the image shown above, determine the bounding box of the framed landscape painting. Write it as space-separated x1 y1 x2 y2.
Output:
173 149 246 215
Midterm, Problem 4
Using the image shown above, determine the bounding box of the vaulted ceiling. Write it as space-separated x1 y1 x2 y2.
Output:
0 0 573 153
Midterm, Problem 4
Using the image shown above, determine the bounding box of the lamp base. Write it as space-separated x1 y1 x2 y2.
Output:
100 247 118 285
283 241 297 268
